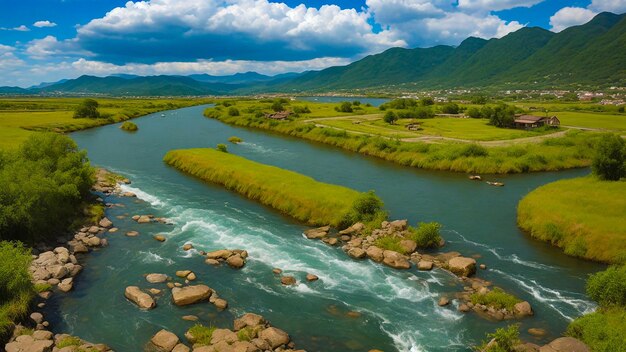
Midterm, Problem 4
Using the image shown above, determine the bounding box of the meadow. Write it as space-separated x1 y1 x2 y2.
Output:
517 176 626 263
205 100 602 174
0 97 209 149
164 148 383 227
513 102 626 131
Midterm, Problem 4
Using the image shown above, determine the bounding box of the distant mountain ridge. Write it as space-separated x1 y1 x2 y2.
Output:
1 12 624 96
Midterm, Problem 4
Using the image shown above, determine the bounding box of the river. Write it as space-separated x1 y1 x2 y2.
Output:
44 104 603 352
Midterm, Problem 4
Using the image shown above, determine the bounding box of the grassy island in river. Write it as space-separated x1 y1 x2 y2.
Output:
164 148 385 227
518 176 626 263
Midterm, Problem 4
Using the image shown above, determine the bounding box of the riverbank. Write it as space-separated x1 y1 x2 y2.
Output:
205 107 599 174
517 176 626 263
0 97 210 149
164 148 385 227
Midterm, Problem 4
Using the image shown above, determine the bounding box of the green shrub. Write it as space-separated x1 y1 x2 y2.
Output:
567 307 626 352
383 111 398 124
335 102 353 113
216 144 228 153
188 324 217 346
228 136 243 144
56 336 82 348
33 283 52 293
407 222 442 248
586 265 626 307
592 133 625 181
476 324 521 352
0 133 94 243
237 327 255 341
470 287 521 310
120 121 138 131
460 144 489 158
73 99 100 119
228 107 240 116
0 241 34 337
374 236 406 254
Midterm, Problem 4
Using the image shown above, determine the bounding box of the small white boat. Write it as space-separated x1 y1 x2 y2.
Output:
469 175 482 180
161 113 166 117
486 181 504 187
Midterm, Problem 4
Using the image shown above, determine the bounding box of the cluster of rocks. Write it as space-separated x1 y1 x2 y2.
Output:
203 249 247 269
132 214 172 225
482 336 590 352
147 313 304 352
92 168 131 195
305 220 534 321
125 272 228 311
272 268 319 286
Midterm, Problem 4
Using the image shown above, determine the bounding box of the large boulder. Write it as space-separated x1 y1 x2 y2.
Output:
389 219 408 231
514 301 534 317
210 329 238 345
304 226 330 239
171 285 212 306
539 337 590 352
150 330 180 352
206 250 233 260
366 246 384 262
259 327 289 349
99 218 113 228
234 313 266 331
447 257 476 277
339 222 365 236
399 240 417 254
347 247 366 259
146 274 169 283
226 254 245 268
125 286 155 309
382 250 410 269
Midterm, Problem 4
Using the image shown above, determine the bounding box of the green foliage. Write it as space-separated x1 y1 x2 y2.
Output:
586 265 626 307
33 283 52 293
380 99 419 110
0 241 34 337
335 102 353 113
216 144 228 153
383 111 398 124
228 136 243 144
0 133 94 243
237 327 255 341
470 287 522 310
188 324 217 346
228 107 240 116
489 104 516 128
56 336 82 348
592 133 625 181
420 97 434 106
407 222 442 248
164 149 368 226
477 324 521 352
397 107 434 119
120 121 138 131
466 107 482 118
471 95 488 104
293 106 311 114
271 101 285 112
567 307 626 352
374 236 407 254
73 99 100 119
441 103 460 114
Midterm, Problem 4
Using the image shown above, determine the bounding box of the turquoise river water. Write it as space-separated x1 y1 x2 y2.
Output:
44 104 604 352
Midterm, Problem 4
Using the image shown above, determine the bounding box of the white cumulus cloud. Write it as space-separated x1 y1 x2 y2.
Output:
588 0 626 13
33 20 57 28
550 7 597 32
457 0 545 12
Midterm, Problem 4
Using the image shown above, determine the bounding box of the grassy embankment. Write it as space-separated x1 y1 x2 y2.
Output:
164 148 385 227
517 176 626 263
204 100 601 174
0 97 209 149
0 242 35 340
514 102 626 131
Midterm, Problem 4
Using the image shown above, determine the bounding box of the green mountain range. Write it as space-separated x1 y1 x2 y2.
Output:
1 12 623 96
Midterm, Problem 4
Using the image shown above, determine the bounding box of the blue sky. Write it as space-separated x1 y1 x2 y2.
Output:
1 0 624 87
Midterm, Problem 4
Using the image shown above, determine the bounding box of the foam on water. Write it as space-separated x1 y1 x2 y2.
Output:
240 142 293 157
138 250 175 265
119 184 166 207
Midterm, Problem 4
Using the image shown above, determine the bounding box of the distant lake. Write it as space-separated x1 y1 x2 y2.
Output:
296 96 389 107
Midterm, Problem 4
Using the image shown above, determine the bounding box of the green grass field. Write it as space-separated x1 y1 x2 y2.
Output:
164 148 370 226
513 102 626 131
518 176 626 263
318 116 560 141
0 98 208 149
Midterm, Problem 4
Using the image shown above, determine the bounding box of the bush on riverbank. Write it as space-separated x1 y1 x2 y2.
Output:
407 222 442 248
120 121 138 131
204 107 599 174
0 241 34 338
0 133 94 244
592 133 625 181
164 148 384 227
228 136 243 144
517 176 626 263
470 288 522 311
476 324 521 352
567 264 626 351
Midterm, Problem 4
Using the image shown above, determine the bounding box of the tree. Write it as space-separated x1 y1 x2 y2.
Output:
383 111 398 125
480 106 494 120
441 103 460 114
336 102 353 113
420 97 434 106
228 107 240 116
73 98 100 119
471 95 488 104
271 101 285 112
466 107 481 119
489 104 516 128
592 133 625 181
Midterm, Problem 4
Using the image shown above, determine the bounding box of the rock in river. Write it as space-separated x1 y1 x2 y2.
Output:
259 327 290 349
382 250 410 269
171 285 212 306
125 286 156 309
146 273 168 283
447 256 477 277
150 329 180 352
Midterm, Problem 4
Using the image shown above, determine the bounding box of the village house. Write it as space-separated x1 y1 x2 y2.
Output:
513 115 560 129
264 111 291 120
